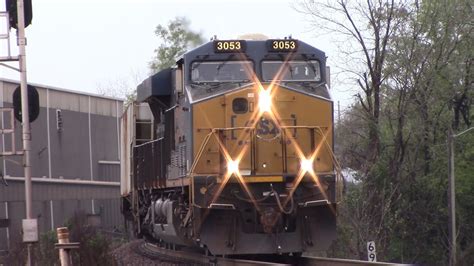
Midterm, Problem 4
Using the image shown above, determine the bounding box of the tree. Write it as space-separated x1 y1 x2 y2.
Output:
237 33 269 40
299 0 404 170
96 69 145 106
98 17 205 103
299 0 405 259
149 17 205 72
383 1 473 264
300 0 473 264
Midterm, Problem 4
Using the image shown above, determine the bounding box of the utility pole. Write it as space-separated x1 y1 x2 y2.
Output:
1 1 36 263
16 0 36 265
337 101 341 124
447 125 455 266
448 126 474 266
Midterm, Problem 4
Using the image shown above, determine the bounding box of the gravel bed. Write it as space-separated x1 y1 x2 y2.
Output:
111 240 190 266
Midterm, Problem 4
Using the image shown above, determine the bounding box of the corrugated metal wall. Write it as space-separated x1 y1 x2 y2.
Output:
0 197 122 250
0 178 120 201
0 80 122 180
0 79 124 252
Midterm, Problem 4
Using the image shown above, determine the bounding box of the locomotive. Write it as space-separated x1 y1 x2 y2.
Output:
120 38 342 255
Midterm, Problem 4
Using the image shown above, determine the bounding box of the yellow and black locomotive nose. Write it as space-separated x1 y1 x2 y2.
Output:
192 83 334 178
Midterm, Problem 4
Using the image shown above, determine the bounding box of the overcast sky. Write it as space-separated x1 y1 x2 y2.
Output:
0 0 356 109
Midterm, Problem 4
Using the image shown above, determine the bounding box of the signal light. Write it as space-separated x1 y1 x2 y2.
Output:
300 158 314 173
258 89 272 113
227 160 239 175
5 0 33 29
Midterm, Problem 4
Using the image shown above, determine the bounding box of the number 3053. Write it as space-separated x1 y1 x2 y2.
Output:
216 41 241 51
272 40 296 50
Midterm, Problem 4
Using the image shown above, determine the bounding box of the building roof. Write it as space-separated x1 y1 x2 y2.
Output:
0 77 125 102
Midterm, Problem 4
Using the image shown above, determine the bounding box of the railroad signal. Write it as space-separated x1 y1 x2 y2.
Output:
13 85 40 123
5 0 33 29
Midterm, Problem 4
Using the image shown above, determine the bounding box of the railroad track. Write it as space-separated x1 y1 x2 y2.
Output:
135 242 411 266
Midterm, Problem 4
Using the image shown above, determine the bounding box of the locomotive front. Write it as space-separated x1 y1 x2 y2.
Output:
187 39 341 254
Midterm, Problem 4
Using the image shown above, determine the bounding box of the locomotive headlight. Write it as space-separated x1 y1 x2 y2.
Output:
300 158 314 173
227 160 239 175
259 89 272 113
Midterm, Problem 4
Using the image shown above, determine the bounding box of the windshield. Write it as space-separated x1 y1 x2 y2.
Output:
191 61 253 83
262 60 321 82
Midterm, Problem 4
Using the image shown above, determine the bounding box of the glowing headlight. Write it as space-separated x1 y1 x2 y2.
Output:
259 89 272 113
300 159 314 173
227 160 239 175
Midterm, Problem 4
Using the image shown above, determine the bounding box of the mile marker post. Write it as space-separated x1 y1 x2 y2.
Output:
367 241 377 262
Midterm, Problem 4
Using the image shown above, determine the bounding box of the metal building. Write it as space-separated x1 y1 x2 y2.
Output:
0 78 123 253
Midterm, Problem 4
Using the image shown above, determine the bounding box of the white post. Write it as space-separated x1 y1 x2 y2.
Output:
16 0 36 265
367 241 377 262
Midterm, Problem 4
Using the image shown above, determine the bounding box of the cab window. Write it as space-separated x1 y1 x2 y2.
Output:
191 61 253 83
262 60 321 82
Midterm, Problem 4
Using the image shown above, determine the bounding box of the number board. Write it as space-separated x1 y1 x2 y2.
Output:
267 39 298 52
214 40 246 53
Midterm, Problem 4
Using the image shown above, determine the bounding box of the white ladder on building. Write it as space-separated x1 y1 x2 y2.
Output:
0 10 19 67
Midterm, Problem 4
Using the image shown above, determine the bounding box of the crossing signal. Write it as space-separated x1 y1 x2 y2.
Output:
5 0 33 29
13 85 40 123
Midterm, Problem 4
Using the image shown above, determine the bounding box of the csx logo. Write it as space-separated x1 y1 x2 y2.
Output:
230 115 297 140
257 118 279 137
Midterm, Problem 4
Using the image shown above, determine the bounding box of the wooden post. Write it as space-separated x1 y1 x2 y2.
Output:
56 227 71 266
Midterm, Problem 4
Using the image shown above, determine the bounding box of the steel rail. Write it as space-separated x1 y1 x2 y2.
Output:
137 242 288 265
134 241 413 266
297 256 414 266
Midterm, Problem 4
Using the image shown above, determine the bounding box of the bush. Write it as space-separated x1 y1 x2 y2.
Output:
65 211 115 266
4 210 117 265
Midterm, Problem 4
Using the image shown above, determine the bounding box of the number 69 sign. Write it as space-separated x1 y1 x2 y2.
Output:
367 241 377 262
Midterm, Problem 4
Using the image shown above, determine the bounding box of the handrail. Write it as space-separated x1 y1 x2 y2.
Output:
189 126 335 177
196 125 329 131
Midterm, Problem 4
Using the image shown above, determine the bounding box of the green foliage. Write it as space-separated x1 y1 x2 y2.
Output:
311 0 473 264
150 17 205 72
5 230 61 265
328 182 367 259
3 211 118 265
66 211 115 266
456 132 474 265
36 230 60 265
